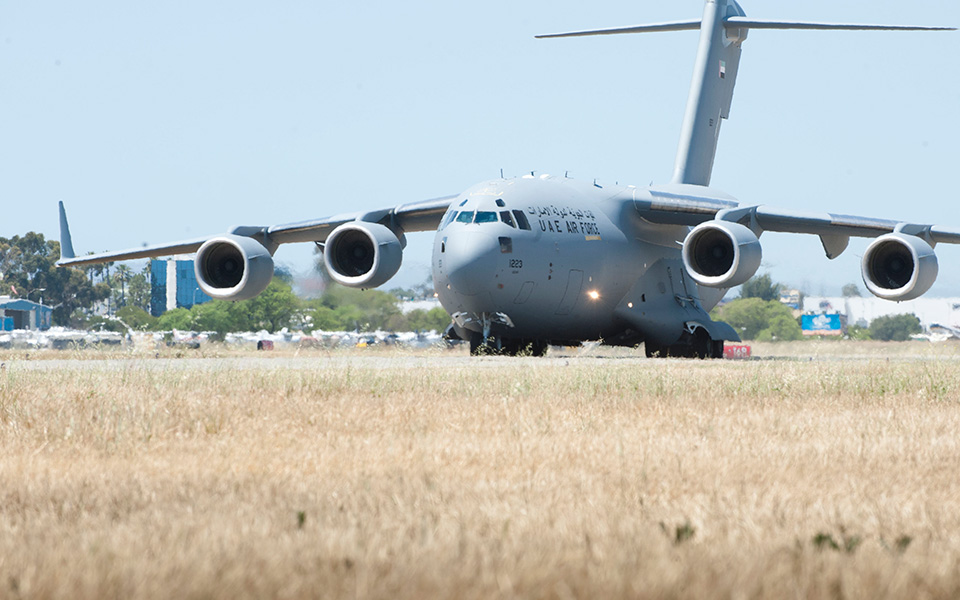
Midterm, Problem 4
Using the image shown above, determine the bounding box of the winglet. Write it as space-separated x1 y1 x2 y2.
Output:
58 201 76 261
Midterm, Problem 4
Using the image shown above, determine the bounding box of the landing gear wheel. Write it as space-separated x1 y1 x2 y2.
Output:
711 340 725 359
469 335 502 356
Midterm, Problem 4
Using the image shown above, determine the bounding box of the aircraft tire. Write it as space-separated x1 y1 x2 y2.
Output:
711 340 725 359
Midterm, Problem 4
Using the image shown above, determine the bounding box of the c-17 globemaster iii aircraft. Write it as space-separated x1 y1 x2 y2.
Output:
58 0 956 357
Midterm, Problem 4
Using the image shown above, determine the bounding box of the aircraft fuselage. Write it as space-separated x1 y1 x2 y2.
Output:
432 175 727 347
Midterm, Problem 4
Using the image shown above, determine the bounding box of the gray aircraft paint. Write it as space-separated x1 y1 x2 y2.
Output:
432 175 735 347
57 1 956 356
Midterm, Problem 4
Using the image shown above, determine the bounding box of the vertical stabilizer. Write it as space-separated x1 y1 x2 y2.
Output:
58 201 76 260
537 2 952 187
671 0 746 186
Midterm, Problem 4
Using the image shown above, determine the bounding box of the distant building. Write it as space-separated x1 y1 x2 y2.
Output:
150 258 211 317
0 296 53 331
802 296 960 331
779 289 802 310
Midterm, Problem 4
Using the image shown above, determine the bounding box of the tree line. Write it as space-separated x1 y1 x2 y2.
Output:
713 273 923 342
0 232 926 341
106 279 450 338
1 232 449 336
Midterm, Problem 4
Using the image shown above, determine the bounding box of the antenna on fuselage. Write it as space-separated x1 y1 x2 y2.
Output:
537 0 954 188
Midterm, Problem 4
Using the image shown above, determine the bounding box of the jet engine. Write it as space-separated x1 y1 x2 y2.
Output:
861 233 938 301
195 234 275 301
323 222 403 288
681 221 762 288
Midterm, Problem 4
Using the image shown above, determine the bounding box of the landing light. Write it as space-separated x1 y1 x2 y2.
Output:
587 290 601 301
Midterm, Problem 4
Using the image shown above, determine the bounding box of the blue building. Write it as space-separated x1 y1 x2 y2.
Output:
150 259 211 317
0 297 53 331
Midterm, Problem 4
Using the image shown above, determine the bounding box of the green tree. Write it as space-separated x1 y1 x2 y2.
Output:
156 308 194 331
739 273 781 302
116 305 158 330
869 314 922 342
391 307 450 333
0 232 109 325
127 272 151 312
309 286 401 331
114 263 133 308
244 280 300 332
846 324 872 340
755 311 803 342
191 300 243 338
712 297 802 341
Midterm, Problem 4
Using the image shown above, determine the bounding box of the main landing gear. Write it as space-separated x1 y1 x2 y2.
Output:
469 336 549 357
644 329 724 359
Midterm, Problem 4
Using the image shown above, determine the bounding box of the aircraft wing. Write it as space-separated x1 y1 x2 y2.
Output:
634 185 960 259
265 195 456 245
56 195 458 266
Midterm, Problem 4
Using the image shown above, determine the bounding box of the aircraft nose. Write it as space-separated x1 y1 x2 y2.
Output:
444 231 499 296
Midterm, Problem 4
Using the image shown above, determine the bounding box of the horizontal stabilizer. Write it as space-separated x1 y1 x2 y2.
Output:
536 20 701 39
724 18 955 32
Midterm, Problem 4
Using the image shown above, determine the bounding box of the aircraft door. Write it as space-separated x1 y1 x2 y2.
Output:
556 269 584 315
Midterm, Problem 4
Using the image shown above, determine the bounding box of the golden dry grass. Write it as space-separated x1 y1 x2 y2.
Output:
2 346 960 599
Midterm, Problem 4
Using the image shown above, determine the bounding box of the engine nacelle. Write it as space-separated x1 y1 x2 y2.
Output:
324 222 403 289
682 221 762 288
861 233 938 301
195 234 275 301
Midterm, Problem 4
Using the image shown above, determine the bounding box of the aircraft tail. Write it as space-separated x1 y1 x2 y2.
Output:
58 201 76 261
537 1 954 187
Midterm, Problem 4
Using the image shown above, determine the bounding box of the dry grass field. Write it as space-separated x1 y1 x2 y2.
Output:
2 341 960 599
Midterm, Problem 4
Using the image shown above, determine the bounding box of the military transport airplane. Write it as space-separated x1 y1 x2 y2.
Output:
57 0 957 357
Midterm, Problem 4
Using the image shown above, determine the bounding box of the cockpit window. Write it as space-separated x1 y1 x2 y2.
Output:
475 211 498 224
456 211 475 223
500 211 515 228
440 211 457 229
495 199 506 208
513 210 531 230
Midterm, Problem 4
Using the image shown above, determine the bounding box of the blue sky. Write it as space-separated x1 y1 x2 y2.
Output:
2 1 958 296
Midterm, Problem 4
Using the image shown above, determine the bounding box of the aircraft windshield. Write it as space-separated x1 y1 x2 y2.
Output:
456 211 475 223
440 211 457 229
475 211 498 224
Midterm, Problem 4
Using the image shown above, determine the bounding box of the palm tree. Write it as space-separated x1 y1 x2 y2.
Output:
115 264 133 308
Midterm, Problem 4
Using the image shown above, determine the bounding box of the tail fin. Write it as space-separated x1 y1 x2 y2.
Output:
58 201 76 262
672 0 746 187
538 1 954 187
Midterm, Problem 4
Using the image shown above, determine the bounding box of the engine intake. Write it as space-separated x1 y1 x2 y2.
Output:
862 233 938 301
682 221 762 288
195 234 275 301
324 222 403 289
